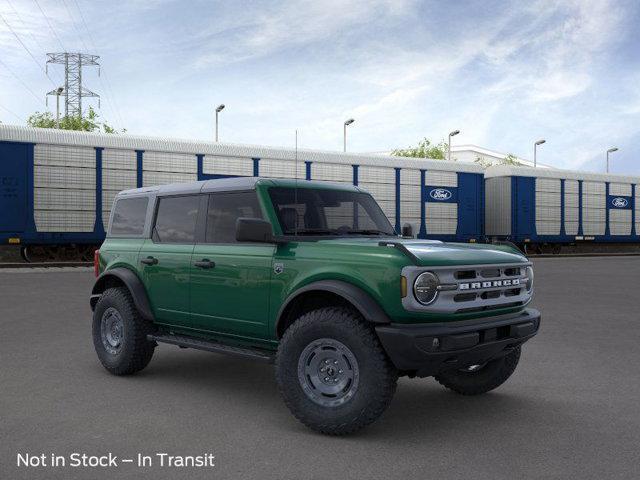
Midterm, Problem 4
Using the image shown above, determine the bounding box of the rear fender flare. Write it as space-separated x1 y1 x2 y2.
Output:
90 268 154 321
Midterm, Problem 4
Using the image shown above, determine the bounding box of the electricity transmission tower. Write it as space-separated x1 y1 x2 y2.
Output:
46 53 100 118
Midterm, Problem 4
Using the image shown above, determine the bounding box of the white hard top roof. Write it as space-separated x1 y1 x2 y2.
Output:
117 177 362 197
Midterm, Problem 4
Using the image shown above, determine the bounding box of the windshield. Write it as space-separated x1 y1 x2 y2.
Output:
268 187 396 236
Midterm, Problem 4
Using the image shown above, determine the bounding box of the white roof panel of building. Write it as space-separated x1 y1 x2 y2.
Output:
0 124 484 174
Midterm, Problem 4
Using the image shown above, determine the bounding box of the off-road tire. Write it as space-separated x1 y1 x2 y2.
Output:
276 307 398 435
435 347 521 395
92 287 155 375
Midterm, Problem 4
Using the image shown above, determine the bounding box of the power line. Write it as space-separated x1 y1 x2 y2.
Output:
33 0 66 52
0 12 57 88
5 0 65 86
0 102 23 122
0 57 46 105
68 0 126 128
60 0 90 52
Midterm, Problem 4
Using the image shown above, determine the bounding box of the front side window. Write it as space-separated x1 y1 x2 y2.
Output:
153 195 200 243
268 187 395 236
205 192 263 243
110 197 148 236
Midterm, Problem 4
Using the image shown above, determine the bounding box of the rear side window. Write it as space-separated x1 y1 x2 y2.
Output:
205 192 263 243
153 195 200 244
110 197 148 236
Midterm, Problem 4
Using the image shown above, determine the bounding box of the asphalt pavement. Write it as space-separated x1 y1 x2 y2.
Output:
1 257 639 479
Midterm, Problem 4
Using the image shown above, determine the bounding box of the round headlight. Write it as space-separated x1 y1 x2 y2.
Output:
414 272 439 305
525 266 534 292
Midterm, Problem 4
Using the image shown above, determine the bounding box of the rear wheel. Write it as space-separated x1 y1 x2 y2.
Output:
435 347 521 395
276 307 398 435
92 287 156 375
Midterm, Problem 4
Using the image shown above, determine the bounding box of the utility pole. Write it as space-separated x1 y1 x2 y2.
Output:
46 87 65 127
46 53 100 118
343 118 355 152
534 139 546 167
448 130 460 161
606 147 618 173
215 104 225 141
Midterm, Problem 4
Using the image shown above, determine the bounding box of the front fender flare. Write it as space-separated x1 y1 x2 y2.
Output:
90 268 154 321
276 280 391 335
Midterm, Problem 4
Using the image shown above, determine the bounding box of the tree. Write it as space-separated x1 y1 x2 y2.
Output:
474 152 523 169
391 138 449 160
27 106 124 133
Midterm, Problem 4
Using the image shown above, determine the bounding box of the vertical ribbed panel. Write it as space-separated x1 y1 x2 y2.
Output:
202 155 253 176
143 151 197 186
399 169 421 232
564 180 579 235
535 178 561 235
258 158 305 179
311 163 353 183
484 177 511 236
582 181 606 235
102 148 137 229
357 165 396 225
33 144 96 232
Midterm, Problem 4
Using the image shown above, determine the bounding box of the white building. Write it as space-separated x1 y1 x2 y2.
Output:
450 144 552 169
370 145 553 169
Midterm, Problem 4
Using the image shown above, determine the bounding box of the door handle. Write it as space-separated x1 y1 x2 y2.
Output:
140 256 158 265
194 259 215 269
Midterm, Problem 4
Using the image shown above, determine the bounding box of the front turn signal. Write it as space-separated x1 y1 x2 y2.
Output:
400 276 407 298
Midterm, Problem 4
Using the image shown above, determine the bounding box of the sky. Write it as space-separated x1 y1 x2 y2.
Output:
1 0 639 174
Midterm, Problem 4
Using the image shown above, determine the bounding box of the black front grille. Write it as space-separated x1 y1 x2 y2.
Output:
455 270 476 280
454 293 477 302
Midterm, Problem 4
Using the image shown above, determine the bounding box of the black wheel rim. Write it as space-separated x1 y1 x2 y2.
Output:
101 307 124 355
297 338 359 407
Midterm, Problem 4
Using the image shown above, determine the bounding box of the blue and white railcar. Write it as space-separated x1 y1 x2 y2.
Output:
485 165 640 252
0 125 484 260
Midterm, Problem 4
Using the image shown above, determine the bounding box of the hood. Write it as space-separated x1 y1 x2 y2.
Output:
397 240 528 266
315 237 528 266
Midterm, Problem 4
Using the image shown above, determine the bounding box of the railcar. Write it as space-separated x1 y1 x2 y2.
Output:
0 125 485 261
485 165 640 254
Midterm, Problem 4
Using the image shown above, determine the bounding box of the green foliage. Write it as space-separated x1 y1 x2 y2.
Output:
27 107 125 134
391 138 449 160
474 153 523 169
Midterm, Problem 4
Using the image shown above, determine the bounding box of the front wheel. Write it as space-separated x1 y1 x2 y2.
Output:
435 347 521 395
275 307 398 435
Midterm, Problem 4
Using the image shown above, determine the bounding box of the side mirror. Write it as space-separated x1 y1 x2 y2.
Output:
236 217 274 243
401 223 413 238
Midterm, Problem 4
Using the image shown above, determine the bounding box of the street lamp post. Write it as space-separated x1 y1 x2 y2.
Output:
215 104 225 142
343 118 355 152
606 147 618 173
448 130 460 161
534 139 546 167
55 87 64 128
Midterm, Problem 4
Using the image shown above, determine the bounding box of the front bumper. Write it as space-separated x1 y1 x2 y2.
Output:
375 308 541 377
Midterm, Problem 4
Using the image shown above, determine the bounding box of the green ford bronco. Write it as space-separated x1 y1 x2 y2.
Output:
90 177 540 435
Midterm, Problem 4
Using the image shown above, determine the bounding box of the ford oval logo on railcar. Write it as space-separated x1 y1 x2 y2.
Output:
611 197 629 208
429 188 452 201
